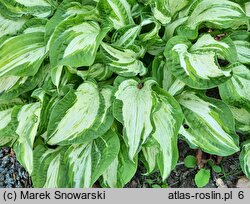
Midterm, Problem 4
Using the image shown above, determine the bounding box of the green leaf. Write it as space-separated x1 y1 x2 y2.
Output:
49 14 109 68
230 31 250 65
219 64 250 111
240 140 250 179
101 136 137 188
0 0 54 18
64 130 120 188
98 0 134 29
32 145 67 188
113 78 156 159
45 2 98 42
0 23 47 78
47 82 113 145
100 42 147 77
195 169 210 188
33 130 120 188
0 65 47 100
0 14 26 38
212 165 222 173
184 155 197 168
150 87 183 179
13 102 41 174
165 34 237 89
177 0 248 39
229 105 250 134
0 105 19 147
178 91 240 156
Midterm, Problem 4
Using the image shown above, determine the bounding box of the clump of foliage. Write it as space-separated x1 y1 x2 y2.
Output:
0 0 250 188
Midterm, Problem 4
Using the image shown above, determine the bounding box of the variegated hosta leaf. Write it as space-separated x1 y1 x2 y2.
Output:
98 0 134 29
0 105 19 147
139 16 165 55
0 0 54 18
13 102 41 174
101 137 137 188
111 25 141 48
150 0 189 24
0 14 26 38
230 31 250 65
65 130 120 188
142 87 183 179
229 105 250 134
0 66 46 100
32 145 67 188
219 64 250 111
47 82 113 145
45 1 98 42
87 64 113 81
152 56 185 96
0 23 46 78
150 87 183 179
177 0 248 39
142 138 160 174
113 78 156 159
177 91 239 156
33 130 120 188
165 34 237 89
67 64 113 82
101 42 147 77
240 140 250 179
49 14 108 68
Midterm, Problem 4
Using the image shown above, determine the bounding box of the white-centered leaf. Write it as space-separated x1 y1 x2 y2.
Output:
47 82 113 145
177 91 239 156
0 0 54 18
219 64 250 111
230 31 250 65
229 105 250 134
102 136 137 187
0 24 46 78
98 0 134 29
113 78 156 159
0 14 26 38
65 130 120 188
177 0 247 39
101 42 147 77
13 102 41 174
33 130 119 188
49 15 108 68
165 34 237 89
240 140 250 179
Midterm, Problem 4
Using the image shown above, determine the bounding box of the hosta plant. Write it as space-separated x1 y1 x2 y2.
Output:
0 0 250 188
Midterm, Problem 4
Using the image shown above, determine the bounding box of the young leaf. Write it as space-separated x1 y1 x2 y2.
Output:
195 169 210 188
184 155 197 168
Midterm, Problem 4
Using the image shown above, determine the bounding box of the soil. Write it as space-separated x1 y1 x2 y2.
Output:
126 140 244 188
0 141 245 188
0 147 32 188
